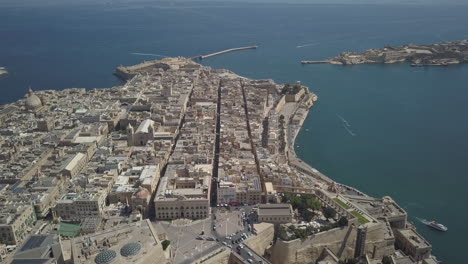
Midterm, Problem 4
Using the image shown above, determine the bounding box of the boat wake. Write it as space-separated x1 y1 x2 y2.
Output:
416 217 431 225
343 124 356 136
337 114 356 136
337 114 350 127
296 43 320 48
131 53 167 57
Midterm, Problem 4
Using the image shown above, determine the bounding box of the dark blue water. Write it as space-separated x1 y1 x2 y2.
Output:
2 2 468 262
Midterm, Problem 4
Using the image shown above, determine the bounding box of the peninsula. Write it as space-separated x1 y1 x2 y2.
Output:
0 67 7 76
302 39 468 66
0 57 439 264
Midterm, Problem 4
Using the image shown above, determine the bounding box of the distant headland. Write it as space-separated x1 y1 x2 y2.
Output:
302 39 468 67
0 67 7 76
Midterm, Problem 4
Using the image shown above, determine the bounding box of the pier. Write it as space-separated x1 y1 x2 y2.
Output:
193 46 258 60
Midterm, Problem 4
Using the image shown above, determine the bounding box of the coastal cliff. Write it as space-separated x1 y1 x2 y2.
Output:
302 39 468 66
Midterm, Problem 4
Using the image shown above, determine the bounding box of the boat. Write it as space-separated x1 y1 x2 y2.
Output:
428 221 448 231
417 218 448 231
426 221 448 232
0 67 5 70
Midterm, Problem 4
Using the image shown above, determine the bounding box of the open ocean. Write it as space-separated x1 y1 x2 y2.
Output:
1 1 468 262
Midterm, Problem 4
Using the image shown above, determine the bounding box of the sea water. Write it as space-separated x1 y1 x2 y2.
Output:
1 2 468 262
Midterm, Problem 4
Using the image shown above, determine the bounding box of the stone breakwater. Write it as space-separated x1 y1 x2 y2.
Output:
302 39 468 66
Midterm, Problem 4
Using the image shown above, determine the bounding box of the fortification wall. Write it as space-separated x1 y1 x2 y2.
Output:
269 221 395 264
244 223 275 256
269 226 358 264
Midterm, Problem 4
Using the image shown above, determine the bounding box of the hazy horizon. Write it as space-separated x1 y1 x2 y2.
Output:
2 0 468 8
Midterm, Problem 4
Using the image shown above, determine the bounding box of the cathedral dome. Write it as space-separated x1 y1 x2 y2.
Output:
25 88 42 110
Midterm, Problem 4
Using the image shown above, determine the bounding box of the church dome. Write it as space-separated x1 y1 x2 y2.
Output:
26 88 42 110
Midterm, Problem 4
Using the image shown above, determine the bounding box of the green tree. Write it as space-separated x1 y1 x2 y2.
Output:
323 206 336 219
338 216 349 227
306 197 321 211
162 240 171 250
302 209 314 222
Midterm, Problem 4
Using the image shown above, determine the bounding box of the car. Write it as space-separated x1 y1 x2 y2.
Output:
247 252 253 257
196 236 203 240
200 231 205 235
228 245 232 248
212 226 216 230
226 236 231 240
216 238 219 242
222 242 227 246
231 240 234 244
206 237 215 241
247 259 253 263
239 244 244 249
236 250 241 254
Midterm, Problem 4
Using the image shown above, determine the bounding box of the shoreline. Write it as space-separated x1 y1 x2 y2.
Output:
286 87 368 196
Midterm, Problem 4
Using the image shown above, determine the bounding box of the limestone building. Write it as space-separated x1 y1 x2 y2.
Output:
11 234 65 264
53 191 106 222
394 228 432 261
255 203 293 224
0 204 36 245
154 164 211 220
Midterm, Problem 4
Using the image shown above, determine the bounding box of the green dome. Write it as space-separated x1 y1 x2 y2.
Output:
120 242 142 257
94 250 117 264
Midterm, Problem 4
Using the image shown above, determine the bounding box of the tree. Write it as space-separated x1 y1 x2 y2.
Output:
281 84 291 94
302 209 314 222
338 216 349 227
306 197 321 211
162 240 171 250
323 206 336 219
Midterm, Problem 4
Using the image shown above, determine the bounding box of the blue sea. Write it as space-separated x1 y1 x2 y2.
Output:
1 1 468 262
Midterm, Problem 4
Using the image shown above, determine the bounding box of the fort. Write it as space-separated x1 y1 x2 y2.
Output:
302 39 468 66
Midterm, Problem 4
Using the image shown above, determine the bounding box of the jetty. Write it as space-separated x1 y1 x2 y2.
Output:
193 46 257 60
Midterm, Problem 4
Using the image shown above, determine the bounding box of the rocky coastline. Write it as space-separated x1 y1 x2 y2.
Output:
302 39 468 66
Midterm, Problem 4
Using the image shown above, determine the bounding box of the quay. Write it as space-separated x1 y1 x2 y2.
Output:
194 45 257 60
301 60 331 64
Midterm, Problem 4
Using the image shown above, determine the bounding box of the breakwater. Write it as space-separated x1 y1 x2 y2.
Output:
301 60 331 64
193 46 258 60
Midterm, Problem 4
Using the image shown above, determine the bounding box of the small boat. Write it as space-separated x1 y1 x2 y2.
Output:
0 67 5 70
427 221 448 232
